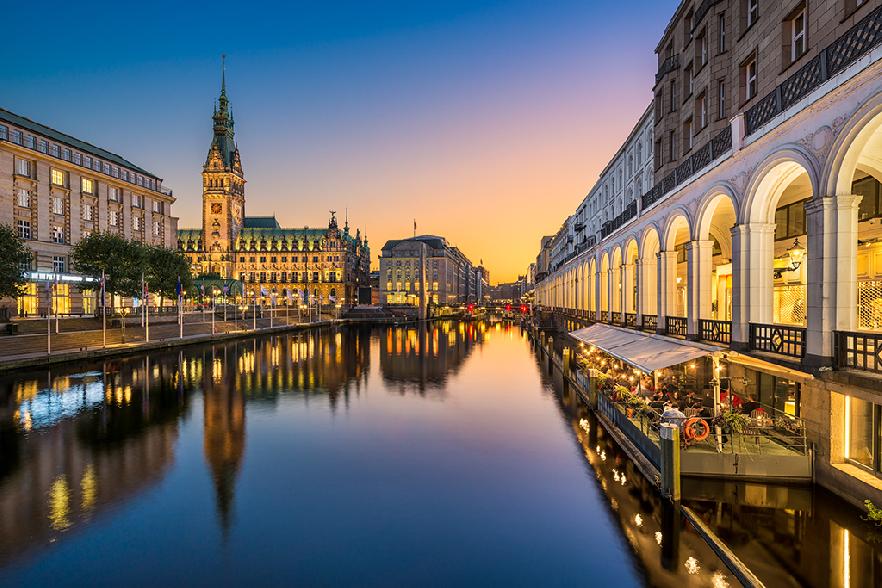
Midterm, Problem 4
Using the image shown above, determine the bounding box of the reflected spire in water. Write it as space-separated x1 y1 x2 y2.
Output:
202 348 245 535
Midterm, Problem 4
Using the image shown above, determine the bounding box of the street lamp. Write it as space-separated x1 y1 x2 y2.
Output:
774 238 805 278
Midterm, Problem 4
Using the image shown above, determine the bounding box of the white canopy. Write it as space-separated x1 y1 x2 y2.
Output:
569 324 722 373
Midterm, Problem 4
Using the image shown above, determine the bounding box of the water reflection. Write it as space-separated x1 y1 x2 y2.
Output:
538 333 882 587
0 322 490 571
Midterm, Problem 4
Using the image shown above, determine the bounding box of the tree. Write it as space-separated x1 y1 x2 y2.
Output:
0 224 31 299
144 245 192 299
71 232 143 298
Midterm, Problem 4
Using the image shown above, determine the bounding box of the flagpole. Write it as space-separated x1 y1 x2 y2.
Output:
253 292 257 331
46 283 51 355
101 269 106 348
211 288 216 335
54 276 59 334
145 281 150 342
270 293 274 329
141 272 145 328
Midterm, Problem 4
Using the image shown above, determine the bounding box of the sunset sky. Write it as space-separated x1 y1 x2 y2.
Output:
3 0 677 283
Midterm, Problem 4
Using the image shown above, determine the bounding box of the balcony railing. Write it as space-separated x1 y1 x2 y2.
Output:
611 311 623 325
601 200 638 239
749 323 807 359
642 315 657 332
699 319 731 345
641 125 732 212
745 5 882 136
835 330 882 374
665 316 688 338
655 54 679 83
624 312 637 328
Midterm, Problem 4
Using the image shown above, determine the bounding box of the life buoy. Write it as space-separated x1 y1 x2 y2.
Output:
683 418 710 442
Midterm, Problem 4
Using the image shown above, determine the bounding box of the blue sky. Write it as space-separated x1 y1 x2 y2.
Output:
3 0 677 280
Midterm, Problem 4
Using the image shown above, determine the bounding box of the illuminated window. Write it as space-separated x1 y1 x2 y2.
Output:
51 283 70 314
82 289 95 314
743 57 757 100
51 168 66 187
81 177 94 194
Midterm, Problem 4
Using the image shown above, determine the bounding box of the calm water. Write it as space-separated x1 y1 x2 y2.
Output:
0 322 876 586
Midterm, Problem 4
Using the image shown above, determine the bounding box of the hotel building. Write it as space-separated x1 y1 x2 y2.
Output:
0 108 177 318
379 235 479 305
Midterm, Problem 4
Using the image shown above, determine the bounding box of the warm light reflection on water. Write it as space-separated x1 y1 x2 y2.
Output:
0 322 878 586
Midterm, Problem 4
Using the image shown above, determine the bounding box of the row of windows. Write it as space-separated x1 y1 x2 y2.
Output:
236 255 341 263
1 123 161 191
239 272 338 283
14 159 164 212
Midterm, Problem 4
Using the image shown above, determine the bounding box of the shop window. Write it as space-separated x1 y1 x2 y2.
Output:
854 175 882 222
18 283 37 316
846 395 881 475
774 199 807 240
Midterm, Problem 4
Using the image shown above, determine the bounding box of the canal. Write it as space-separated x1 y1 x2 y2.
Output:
0 322 878 586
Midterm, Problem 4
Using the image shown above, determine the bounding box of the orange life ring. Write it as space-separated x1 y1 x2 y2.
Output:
683 418 710 442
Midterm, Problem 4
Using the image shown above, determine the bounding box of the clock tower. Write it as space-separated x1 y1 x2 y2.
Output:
202 57 245 278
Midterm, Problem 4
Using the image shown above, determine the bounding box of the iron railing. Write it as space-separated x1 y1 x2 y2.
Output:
749 323 807 358
655 54 679 83
834 329 882 374
665 316 688 337
642 314 658 332
624 312 637 328
745 5 882 135
699 319 731 345
601 200 638 239
611 311 623 324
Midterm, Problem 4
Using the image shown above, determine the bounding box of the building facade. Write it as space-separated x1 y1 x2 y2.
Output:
379 235 477 305
535 1 882 508
0 108 177 318
178 75 371 305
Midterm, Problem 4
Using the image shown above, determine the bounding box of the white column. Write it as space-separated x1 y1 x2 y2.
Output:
594 265 602 321
620 264 630 316
804 194 861 364
657 251 677 333
607 266 614 321
745 223 776 325
730 225 749 348
686 240 714 339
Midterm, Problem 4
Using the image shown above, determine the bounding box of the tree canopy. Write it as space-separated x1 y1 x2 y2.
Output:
0 224 31 299
71 233 191 300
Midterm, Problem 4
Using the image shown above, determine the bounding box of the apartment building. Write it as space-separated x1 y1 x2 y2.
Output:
0 108 176 318
536 1 882 508
379 235 476 305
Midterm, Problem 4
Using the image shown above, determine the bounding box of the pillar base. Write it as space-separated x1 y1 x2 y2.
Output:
686 334 700 342
803 353 834 370
656 327 666 336
730 340 749 352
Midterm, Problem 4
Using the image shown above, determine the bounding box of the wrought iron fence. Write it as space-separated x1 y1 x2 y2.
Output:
611 311 623 324
749 322 807 358
835 329 882 374
665 315 688 337
642 314 658 332
624 312 637 328
699 319 731 344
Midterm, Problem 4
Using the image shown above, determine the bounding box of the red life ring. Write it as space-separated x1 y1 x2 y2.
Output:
683 418 710 442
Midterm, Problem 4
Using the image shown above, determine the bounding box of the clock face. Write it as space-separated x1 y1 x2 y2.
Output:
211 203 223 214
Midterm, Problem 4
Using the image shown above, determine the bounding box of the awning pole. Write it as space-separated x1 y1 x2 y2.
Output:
712 353 721 417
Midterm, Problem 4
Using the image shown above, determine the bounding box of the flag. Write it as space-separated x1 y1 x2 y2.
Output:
270 291 277 305
222 284 229 296
100 271 106 307
200 283 205 297
176 276 182 301
144 281 149 306
413 219 417 235
286 288 293 304
260 286 269 297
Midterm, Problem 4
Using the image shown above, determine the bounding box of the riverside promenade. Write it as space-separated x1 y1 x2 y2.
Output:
0 311 340 372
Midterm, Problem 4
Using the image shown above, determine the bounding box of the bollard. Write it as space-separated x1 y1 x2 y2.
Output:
562 347 571 376
659 423 681 502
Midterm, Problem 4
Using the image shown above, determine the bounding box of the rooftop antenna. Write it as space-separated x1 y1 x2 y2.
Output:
221 53 226 94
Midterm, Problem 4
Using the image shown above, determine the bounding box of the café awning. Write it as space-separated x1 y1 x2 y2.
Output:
569 324 723 373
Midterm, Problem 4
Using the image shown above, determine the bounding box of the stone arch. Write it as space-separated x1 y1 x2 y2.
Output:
624 238 639 314
822 94 882 332
742 146 820 224
742 150 816 327
662 210 692 251
640 225 661 317
824 91 882 197
695 188 738 321
611 246 623 314
600 251 610 314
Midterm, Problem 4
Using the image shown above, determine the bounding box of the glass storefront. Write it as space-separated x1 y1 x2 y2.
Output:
846 395 881 474
725 364 800 417
17 283 37 316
